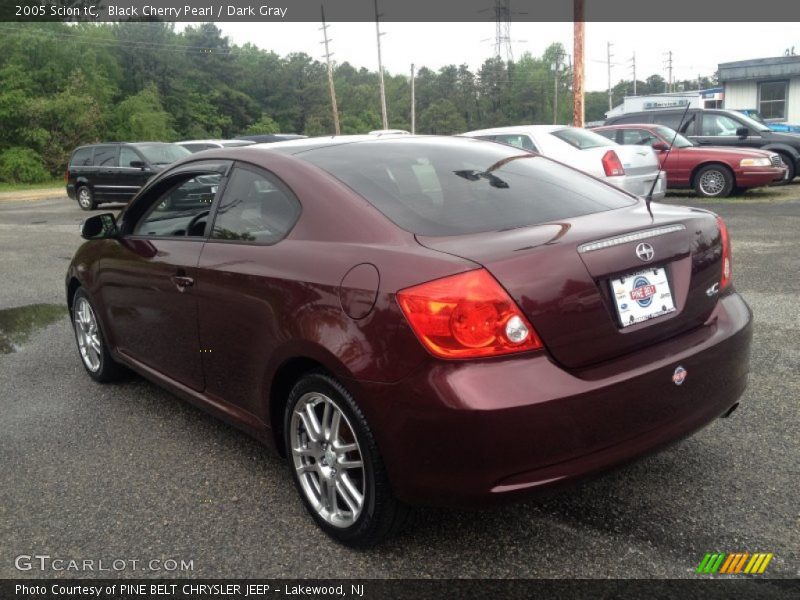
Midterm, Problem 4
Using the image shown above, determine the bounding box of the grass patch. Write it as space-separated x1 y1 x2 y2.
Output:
0 179 63 193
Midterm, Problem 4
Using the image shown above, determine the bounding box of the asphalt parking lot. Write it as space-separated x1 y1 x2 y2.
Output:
0 187 798 580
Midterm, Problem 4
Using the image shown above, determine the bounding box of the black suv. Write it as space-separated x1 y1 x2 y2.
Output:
605 108 800 182
66 142 191 210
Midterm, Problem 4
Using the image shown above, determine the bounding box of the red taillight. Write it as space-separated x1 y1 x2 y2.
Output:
396 268 543 359
602 150 625 177
717 216 732 290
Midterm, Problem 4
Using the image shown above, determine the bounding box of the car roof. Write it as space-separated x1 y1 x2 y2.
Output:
257 134 426 154
177 139 255 145
235 134 307 143
463 125 569 136
595 123 658 129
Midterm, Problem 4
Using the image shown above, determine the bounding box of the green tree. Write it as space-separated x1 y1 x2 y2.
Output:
242 115 280 135
419 99 466 134
111 83 176 141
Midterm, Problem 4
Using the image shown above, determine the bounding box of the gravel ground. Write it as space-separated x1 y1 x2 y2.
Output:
0 187 797 581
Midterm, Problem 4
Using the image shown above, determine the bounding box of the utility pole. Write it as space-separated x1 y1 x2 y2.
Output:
572 0 584 127
410 63 415 134
630 52 637 96
553 53 563 125
607 42 613 111
664 50 673 93
553 56 559 124
374 0 388 130
320 6 340 135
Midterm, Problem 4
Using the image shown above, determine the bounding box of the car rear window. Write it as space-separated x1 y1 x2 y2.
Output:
550 128 615 150
298 139 637 236
70 147 93 167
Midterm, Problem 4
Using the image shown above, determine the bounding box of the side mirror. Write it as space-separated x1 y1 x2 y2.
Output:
129 160 146 169
736 127 749 138
652 141 670 151
81 213 118 240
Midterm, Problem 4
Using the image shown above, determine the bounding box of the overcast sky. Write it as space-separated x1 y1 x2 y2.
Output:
206 22 798 92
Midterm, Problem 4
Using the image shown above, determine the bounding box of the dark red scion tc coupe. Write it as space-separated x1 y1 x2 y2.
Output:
67 135 752 547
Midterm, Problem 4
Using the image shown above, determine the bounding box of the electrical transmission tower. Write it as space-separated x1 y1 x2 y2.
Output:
481 1 526 62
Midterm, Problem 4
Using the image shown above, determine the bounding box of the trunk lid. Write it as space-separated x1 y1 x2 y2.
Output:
610 144 660 177
416 203 724 370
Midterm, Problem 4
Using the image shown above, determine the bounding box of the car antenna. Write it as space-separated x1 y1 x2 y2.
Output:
645 101 692 218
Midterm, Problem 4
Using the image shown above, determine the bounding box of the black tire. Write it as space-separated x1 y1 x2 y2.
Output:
284 372 407 547
77 186 96 211
693 164 734 198
772 153 796 185
71 288 126 382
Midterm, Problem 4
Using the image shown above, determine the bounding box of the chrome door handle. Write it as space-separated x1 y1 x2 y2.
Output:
171 275 194 291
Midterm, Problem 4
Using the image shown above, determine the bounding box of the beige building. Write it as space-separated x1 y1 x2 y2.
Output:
720 56 800 124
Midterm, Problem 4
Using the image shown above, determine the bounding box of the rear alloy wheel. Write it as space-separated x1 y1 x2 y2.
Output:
77 186 96 210
285 373 406 547
773 153 796 185
72 289 125 382
694 165 733 198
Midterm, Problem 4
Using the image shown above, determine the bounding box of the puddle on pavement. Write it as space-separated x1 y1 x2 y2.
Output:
0 304 67 354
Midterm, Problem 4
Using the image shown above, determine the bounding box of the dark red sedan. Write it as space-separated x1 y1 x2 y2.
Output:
594 124 786 197
67 136 752 546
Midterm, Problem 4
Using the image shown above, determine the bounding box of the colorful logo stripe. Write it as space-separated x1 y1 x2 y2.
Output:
696 552 773 574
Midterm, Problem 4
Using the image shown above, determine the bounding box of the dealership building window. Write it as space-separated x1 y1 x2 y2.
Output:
758 81 787 120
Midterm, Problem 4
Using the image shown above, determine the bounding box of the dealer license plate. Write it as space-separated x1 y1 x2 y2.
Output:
610 267 676 328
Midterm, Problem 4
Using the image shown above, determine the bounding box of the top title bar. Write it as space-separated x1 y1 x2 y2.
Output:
2 0 800 22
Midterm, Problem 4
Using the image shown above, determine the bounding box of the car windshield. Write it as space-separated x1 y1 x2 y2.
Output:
742 110 767 125
550 127 616 150
298 138 637 236
652 126 694 148
732 112 771 132
135 144 191 165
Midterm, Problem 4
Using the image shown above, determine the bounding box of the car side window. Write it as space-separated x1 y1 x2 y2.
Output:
71 147 93 166
119 147 141 168
622 129 658 146
493 134 538 152
653 113 695 133
93 146 118 167
595 130 617 142
701 114 740 136
210 166 300 244
133 174 222 238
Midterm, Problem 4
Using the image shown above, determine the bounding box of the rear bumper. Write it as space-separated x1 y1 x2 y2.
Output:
736 167 787 186
615 171 666 200
66 184 76 200
353 292 752 506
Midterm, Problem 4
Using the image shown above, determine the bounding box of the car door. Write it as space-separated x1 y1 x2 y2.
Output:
620 128 684 185
91 144 119 201
194 163 302 417
118 146 153 200
98 161 230 391
693 113 762 149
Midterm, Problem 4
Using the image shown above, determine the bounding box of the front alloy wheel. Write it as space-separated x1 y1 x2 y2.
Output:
695 165 733 197
71 288 125 382
74 295 102 372
284 373 406 547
